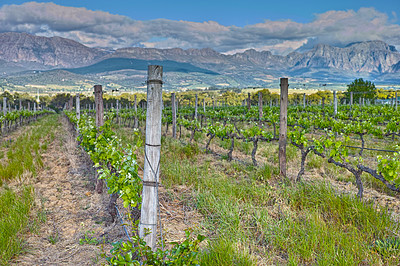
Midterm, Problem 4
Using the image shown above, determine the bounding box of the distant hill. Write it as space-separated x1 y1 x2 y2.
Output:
64 58 218 75
5 69 96 86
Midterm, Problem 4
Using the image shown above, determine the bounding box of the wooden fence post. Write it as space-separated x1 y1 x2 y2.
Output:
172 93 177 138
279 78 288 178
139 65 163 251
333 90 337 117
303 93 306 108
34 102 36 112
69 96 73 111
258 91 263 121
350 91 353 112
94 85 104 194
3 97 6 115
247 93 251 111
117 99 120 124
76 93 80 122
134 95 138 128
396 92 398 110
194 94 198 120
203 98 206 113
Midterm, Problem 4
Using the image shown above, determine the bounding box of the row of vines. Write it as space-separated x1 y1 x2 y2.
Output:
92 103 400 199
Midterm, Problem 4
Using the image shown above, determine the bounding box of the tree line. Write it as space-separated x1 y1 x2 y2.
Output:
1 78 394 110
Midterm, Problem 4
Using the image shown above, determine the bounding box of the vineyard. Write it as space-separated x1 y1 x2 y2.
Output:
1 71 400 265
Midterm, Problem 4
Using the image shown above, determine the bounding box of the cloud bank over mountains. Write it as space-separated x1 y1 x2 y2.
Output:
0 2 399 55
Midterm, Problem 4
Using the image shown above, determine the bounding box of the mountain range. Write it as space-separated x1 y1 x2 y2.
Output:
0 32 399 90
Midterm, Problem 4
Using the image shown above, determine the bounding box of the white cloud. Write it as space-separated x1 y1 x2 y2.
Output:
0 2 399 54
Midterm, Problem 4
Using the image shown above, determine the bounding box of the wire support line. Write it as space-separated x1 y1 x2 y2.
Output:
104 179 132 242
144 147 164 250
344 145 398 153
115 204 132 242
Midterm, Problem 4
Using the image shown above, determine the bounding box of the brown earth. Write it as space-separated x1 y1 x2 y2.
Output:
10 116 120 265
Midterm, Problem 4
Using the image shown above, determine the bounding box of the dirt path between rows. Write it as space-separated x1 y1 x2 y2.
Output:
8 116 202 265
11 116 128 265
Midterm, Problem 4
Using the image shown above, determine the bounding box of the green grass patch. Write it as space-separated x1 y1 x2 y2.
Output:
306 153 324 170
0 186 34 265
0 114 59 183
270 182 400 265
199 237 256 265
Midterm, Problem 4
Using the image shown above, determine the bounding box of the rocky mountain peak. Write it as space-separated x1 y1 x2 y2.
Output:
0 32 399 83
0 32 107 68
345 40 397 52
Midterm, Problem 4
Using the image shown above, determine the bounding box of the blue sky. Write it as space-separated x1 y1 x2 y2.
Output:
2 0 398 26
0 1 399 54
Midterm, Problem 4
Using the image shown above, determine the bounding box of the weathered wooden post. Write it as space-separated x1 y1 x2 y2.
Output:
258 91 263 121
333 90 337 117
359 97 362 106
19 99 22 111
203 98 206 113
194 94 198 120
396 92 398 110
247 93 251 111
172 93 177 139
350 91 353 111
94 85 104 194
140 65 163 250
69 96 73 111
34 102 36 112
76 93 80 122
212 99 215 110
3 97 6 115
303 93 306 108
279 78 288 178
133 95 138 128
116 99 119 124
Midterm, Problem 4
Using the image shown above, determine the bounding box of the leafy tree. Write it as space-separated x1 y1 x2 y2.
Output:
49 93 71 109
307 90 333 104
250 89 272 105
346 78 377 102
